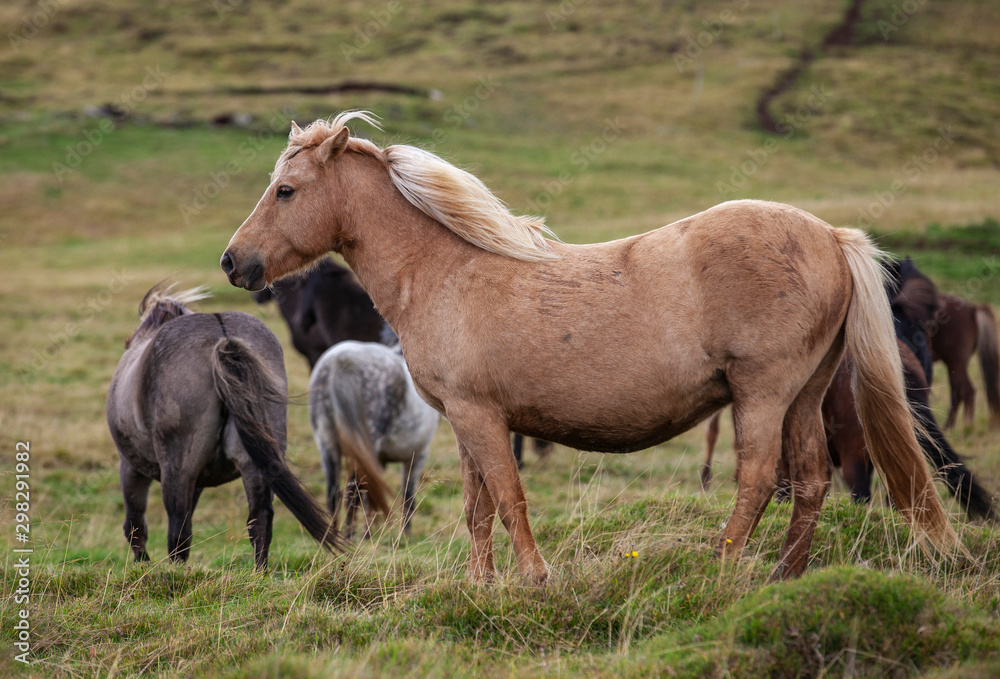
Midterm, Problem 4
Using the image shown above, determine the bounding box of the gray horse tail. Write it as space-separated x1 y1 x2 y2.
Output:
211 337 344 551
328 371 393 517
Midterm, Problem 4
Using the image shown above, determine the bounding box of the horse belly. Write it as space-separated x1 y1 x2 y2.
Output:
508 375 731 454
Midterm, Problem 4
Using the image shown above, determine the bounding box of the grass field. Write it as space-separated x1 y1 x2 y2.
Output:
2 0 1000 676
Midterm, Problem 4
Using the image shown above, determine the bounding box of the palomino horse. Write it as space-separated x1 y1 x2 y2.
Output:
221 112 960 581
930 293 1000 429
107 284 343 568
309 329 439 539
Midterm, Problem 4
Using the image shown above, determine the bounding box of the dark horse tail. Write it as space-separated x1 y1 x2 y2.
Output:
914 401 997 522
976 304 1000 426
211 337 345 551
900 341 997 522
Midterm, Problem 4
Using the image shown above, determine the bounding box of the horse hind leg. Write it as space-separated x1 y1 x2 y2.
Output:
772 346 843 580
225 422 275 569
718 399 787 559
959 369 977 427
315 425 343 522
944 362 975 429
702 410 722 491
120 459 152 562
400 447 429 536
242 473 274 569
160 468 198 563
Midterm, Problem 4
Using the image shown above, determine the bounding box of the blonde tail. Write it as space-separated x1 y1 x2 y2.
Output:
832 228 962 555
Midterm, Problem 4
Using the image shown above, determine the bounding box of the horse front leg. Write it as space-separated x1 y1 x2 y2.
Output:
452 412 548 584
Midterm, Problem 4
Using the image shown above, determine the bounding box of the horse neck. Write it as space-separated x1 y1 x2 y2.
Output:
334 153 479 328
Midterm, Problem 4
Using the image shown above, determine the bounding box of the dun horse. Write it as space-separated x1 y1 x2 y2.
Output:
106 284 342 568
309 329 439 539
221 112 961 581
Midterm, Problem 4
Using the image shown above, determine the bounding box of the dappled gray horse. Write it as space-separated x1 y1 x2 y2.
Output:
309 332 439 538
106 284 342 568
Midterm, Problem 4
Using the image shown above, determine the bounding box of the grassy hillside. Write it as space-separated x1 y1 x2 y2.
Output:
2 0 1000 676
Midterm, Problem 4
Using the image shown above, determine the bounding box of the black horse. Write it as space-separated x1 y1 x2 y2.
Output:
252 258 386 368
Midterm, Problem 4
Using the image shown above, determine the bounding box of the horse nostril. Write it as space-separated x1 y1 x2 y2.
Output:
220 251 235 276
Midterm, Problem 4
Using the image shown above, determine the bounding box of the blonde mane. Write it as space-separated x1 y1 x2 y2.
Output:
139 283 211 317
127 284 211 348
281 111 558 262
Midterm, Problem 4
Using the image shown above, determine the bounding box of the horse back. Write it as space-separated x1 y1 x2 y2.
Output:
108 312 286 475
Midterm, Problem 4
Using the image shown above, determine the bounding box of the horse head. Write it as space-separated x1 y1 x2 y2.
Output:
221 114 383 291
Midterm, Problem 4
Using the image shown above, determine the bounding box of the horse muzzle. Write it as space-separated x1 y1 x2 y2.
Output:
220 250 266 291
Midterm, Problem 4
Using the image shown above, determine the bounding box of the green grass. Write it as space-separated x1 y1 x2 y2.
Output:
3 0 1000 676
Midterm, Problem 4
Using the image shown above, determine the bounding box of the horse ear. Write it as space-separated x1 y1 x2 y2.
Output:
316 128 350 166
289 121 302 137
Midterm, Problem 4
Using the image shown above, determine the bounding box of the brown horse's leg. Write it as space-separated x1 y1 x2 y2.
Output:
718 400 786 559
943 359 976 429
946 361 976 429
120 459 152 562
458 440 498 581
453 413 548 583
772 347 842 580
960 367 977 427
702 410 722 491
773 405 832 579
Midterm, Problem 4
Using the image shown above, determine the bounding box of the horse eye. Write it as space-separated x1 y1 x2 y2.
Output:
276 185 295 199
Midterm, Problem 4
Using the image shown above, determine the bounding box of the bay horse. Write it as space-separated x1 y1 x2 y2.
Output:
251 257 386 368
930 293 1000 429
106 284 343 568
826 341 995 521
309 330 440 539
220 112 960 581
